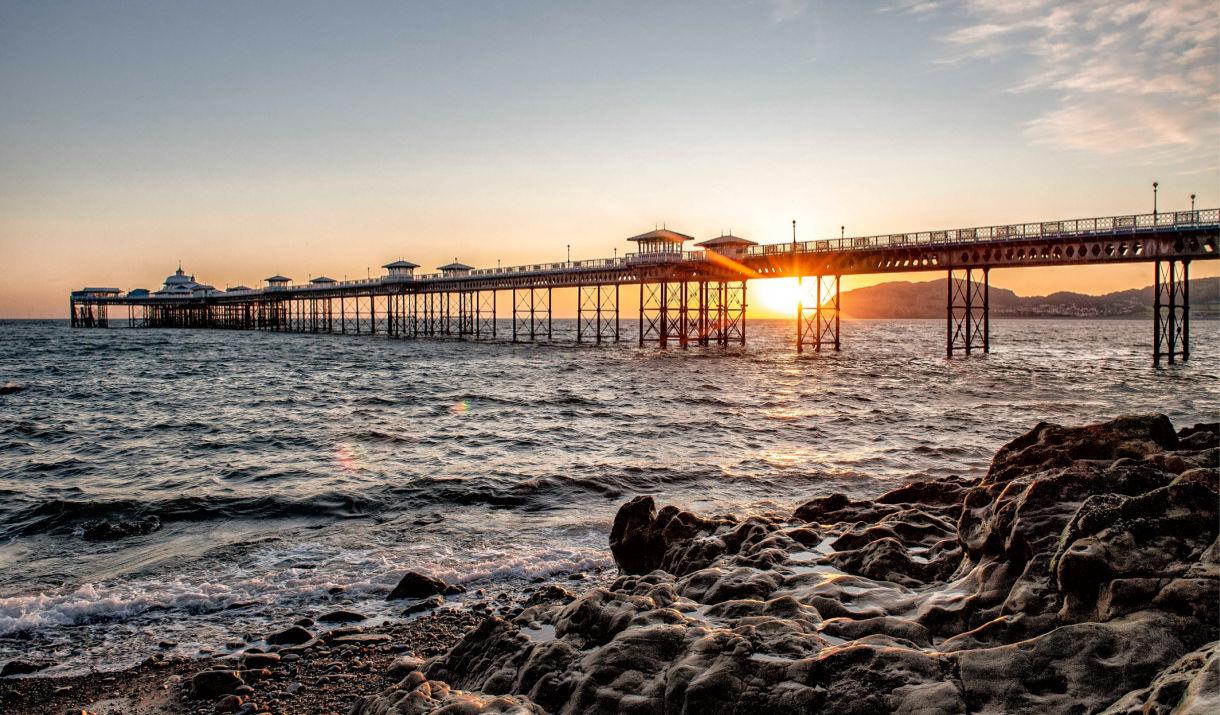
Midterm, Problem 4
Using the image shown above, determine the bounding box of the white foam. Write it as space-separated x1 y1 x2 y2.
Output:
0 539 610 646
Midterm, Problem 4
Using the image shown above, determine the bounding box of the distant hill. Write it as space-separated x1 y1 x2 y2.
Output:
840 277 1220 319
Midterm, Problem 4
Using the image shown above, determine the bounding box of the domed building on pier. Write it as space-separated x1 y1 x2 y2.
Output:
153 265 221 298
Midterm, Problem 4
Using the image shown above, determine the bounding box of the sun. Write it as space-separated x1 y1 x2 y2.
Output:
750 278 810 317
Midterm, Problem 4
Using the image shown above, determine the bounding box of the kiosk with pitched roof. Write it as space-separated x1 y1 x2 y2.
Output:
626 228 694 260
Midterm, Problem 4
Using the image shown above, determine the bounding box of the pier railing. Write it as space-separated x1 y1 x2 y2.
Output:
748 209 1218 257
238 251 714 294
92 208 1218 300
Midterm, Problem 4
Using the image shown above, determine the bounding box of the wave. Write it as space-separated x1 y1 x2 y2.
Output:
2 491 379 539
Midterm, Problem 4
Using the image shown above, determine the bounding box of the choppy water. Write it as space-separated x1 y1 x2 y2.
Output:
0 317 1216 674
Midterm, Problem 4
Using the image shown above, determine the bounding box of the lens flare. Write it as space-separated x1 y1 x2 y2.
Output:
335 442 365 472
451 400 471 414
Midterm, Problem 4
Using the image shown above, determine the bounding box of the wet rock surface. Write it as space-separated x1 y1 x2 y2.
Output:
383 415 1220 714
388 572 452 601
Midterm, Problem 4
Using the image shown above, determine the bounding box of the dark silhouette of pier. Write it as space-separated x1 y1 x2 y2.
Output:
71 208 1219 365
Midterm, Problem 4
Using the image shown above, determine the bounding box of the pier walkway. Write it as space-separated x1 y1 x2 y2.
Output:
71 208 1219 364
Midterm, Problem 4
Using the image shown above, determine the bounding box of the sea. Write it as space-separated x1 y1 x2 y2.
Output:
0 318 1216 674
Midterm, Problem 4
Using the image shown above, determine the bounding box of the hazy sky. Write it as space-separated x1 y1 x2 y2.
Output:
1 0 1216 317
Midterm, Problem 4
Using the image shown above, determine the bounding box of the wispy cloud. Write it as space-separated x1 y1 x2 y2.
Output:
768 0 810 24
906 0 1218 170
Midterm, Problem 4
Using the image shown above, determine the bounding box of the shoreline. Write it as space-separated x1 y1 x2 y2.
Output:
2 414 1217 714
0 610 482 715
0 573 610 715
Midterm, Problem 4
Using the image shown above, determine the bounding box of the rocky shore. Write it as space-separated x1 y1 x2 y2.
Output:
368 414 1219 714
2 414 1217 714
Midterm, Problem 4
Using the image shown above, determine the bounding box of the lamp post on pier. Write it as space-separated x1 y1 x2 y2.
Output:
1152 181 1158 219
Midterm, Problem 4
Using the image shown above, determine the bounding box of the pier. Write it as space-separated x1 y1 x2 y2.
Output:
71 208 1218 364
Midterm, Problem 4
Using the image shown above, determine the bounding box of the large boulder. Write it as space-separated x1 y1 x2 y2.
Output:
608 496 735 576
388 571 449 601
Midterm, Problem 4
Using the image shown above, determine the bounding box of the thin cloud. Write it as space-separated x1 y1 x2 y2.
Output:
909 0 1218 165
768 0 809 23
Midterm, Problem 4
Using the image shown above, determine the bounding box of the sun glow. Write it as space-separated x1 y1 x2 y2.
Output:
751 278 806 317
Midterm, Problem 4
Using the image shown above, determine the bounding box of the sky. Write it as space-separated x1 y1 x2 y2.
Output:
1 0 1217 318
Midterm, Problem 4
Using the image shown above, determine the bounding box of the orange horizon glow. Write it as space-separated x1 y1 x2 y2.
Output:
3 3 1217 319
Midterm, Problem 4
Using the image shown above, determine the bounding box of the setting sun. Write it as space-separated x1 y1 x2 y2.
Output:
750 278 799 317
751 277 834 318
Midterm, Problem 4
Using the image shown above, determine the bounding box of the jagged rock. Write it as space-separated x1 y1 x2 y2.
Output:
1101 641 1220 714
388 571 448 600
608 496 734 576
383 415 1219 715
1177 423 1219 451
794 492 900 525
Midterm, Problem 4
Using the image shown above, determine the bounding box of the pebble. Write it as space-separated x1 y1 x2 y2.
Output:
329 633 391 645
402 595 444 615
214 694 244 713
1 658 54 677
321 625 364 640
318 609 367 623
265 625 313 646
240 652 281 669
387 655 425 680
